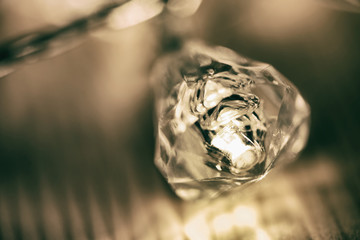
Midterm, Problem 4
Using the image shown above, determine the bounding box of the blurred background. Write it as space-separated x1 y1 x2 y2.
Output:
0 0 360 239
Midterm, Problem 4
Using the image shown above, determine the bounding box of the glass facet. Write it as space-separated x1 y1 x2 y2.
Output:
152 42 310 200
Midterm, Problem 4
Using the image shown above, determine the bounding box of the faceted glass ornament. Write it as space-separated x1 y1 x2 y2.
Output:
152 42 310 200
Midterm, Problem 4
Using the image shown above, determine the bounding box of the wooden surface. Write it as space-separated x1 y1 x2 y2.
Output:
0 1 360 239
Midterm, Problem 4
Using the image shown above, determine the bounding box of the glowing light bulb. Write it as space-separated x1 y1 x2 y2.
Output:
211 128 255 170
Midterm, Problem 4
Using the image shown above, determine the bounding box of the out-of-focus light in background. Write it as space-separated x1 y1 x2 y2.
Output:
181 155 344 240
108 0 165 30
246 0 326 41
166 0 203 17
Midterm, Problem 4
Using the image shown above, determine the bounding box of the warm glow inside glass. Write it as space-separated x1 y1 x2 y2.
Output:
152 42 310 200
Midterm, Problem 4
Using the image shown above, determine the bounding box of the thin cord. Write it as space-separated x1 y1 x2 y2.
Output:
0 0 167 78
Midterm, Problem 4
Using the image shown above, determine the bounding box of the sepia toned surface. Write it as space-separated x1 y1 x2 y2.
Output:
0 0 360 239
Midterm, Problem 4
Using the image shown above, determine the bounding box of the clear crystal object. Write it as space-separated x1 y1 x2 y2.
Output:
152 42 310 200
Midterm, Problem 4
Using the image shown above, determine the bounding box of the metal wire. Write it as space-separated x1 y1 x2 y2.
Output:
0 0 164 78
